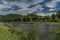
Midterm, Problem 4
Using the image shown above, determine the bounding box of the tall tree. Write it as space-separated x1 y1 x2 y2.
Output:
44 16 50 22
27 14 38 22
51 14 56 20
56 10 60 18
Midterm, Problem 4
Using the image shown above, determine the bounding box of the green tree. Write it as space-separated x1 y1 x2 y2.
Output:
44 16 50 22
27 14 38 22
1 14 23 22
56 10 60 19
51 14 56 20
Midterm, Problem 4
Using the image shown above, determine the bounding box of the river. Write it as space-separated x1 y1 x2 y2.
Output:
3 22 59 40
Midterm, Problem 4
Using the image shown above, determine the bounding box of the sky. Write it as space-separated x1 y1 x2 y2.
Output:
0 0 60 16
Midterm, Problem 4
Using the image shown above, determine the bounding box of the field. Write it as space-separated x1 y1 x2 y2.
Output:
0 22 60 40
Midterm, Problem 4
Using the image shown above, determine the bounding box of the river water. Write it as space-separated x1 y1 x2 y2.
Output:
3 22 59 40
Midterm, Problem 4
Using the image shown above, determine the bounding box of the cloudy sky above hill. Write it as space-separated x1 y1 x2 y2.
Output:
0 0 60 15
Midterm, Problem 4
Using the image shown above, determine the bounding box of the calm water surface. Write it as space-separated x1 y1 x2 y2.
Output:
3 22 59 40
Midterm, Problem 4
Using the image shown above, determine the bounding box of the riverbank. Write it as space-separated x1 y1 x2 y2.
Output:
21 22 60 24
1 21 60 24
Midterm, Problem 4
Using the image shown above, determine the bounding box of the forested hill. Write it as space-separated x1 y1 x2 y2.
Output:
0 10 60 22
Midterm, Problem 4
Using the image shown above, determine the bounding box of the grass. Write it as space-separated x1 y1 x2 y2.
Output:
22 22 60 24
50 26 60 40
0 22 60 40
0 23 38 40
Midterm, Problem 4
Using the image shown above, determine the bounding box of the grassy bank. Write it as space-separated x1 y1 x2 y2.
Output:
0 23 60 40
21 22 60 24
0 23 38 40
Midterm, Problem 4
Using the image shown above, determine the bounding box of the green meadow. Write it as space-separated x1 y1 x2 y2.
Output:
0 23 60 40
0 23 38 40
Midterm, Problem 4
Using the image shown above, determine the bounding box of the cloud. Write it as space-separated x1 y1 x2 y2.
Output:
3 5 43 15
45 0 60 14
0 0 44 15
45 1 57 8
34 5 43 10
32 0 44 5
0 0 58 15
0 1 9 9
37 12 56 16
49 8 55 11
0 0 44 9
17 5 43 15
45 0 60 9
52 0 60 2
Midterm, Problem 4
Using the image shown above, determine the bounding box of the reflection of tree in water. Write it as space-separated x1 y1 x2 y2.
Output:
43 24 55 40
44 24 50 34
3 22 55 40
44 24 50 40
39 24 50 40
31 24 51 40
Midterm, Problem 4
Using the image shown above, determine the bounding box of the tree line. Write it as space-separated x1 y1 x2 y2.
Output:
0 10 60 22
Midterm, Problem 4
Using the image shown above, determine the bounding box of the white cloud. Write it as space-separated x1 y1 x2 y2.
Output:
18 8 35 14
17 5 43 15
45 0 60 8
8 2 30 8
37 12 56 16
45 0 60 13
33 5 43 10
52 0 60 2
0 4 43 15
0 0 44 9
0 0 44 15
49 8 55 11
19 0 44 5
0 1 9 9
0 0 57 15
8 0 44 8
33 0 44 5
45 1 57 8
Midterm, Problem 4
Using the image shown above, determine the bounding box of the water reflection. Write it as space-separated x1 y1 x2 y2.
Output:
3 22 59 40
